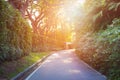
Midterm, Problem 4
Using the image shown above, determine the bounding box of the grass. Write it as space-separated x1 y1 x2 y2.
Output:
0 52 50 80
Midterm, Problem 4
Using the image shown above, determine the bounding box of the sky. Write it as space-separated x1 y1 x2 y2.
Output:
58 0 85 22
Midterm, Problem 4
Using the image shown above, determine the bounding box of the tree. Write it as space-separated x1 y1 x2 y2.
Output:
8 0 30 17
8 0 73 51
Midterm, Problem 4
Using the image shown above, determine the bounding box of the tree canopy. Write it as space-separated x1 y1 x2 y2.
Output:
0 0 119 80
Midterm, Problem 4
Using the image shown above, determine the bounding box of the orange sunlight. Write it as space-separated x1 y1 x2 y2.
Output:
56 0 85 43
58 0 85 22
78 0 85 5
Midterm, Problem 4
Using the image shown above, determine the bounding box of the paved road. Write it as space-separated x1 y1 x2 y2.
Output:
25 50 106 80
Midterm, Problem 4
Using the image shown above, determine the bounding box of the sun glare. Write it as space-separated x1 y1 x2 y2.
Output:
58 0 85 22
78 0 85 5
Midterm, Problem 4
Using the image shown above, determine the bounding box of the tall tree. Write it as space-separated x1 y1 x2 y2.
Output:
8 0 30 17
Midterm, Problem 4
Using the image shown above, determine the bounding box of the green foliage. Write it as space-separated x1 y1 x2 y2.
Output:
76 19 120 80
95 19 120 79
0 0 31 62
75 0 120 80
0 52 49 79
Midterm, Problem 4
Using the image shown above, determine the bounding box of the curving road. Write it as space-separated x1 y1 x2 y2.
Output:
25 50 106 80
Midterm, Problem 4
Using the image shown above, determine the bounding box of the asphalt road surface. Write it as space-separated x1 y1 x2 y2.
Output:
25 49 106 80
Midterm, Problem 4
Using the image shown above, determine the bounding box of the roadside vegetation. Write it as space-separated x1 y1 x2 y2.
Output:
0 0 120 80
0 52 49 79
75 0 120 80
0 0 31 63
0 0 69 79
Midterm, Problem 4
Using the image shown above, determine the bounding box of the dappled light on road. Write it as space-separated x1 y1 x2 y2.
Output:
63 58 73 64
52 53 60 57
25 50 106 80
69 69 81 74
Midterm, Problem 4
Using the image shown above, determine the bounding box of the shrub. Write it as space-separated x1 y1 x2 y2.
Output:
0 0 31 62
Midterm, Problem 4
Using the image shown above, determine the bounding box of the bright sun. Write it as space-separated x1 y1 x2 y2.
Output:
58 0 85 22
78 0 85 5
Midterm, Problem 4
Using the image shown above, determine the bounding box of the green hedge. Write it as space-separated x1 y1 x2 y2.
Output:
75 1 120 80
0 0 31 62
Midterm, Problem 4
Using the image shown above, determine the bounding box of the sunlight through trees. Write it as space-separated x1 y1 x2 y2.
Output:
0 0 120 80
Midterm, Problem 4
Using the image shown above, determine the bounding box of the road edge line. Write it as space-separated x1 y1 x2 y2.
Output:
11 52 53 80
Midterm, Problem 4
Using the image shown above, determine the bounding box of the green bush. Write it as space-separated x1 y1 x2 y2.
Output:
76 19 120 80
75 1 120 80
95 18 120 79
0 0 31 62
